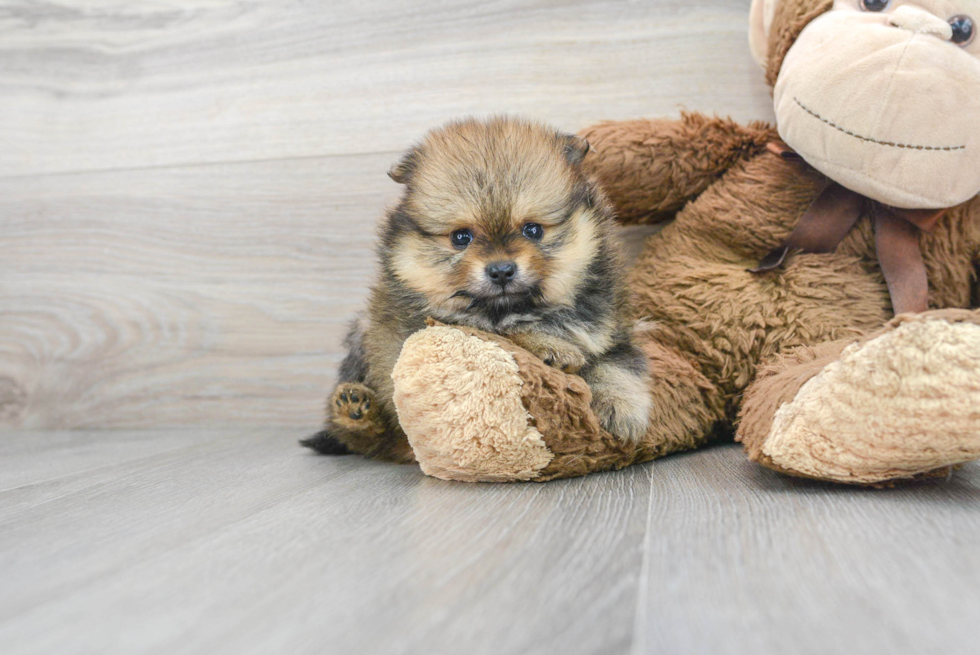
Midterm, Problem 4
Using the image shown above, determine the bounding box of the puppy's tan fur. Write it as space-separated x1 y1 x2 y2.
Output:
302 117 651 461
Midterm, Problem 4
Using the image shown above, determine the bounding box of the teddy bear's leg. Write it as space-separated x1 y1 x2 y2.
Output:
738 310 980 484
633 334 727 459
579 113 775 224
391 325 718 482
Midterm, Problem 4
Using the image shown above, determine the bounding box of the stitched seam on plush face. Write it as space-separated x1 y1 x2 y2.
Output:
794 97 967 151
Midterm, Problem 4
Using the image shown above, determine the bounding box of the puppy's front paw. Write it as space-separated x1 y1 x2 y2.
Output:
508 333 586 374
331 383 380 430
540 346 587 374
593 394 651 442
587 364 652 442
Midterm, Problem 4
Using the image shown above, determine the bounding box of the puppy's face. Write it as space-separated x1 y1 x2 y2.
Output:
385 117 607 322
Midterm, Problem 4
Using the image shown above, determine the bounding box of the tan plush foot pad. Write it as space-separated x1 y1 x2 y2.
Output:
762 313 980 484
392 326 554 482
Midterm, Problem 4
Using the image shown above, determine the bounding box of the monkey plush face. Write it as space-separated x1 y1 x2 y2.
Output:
753 0 980 209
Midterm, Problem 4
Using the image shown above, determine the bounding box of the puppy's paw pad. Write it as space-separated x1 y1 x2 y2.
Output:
332 383 378 427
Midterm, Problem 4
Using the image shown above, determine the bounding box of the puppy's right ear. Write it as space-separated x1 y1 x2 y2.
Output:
388 149 418 184
561 134 592 167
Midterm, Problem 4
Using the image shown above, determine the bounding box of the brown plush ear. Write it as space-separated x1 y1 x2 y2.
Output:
765 0 833 86
562 134 592 166
387 149 418 184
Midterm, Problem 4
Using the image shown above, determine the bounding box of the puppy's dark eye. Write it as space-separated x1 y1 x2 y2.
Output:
522 223 544 240
950 15 975 45
860 0 889 11
451 229 473 248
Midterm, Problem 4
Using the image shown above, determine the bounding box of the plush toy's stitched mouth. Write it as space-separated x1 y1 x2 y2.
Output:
794 97 966 152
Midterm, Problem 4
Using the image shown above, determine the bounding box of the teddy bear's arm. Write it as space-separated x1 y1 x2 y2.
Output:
580 112 775 225
392 324 727 482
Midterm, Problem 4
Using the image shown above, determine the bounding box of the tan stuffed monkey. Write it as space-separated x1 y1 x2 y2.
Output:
378 0 980 483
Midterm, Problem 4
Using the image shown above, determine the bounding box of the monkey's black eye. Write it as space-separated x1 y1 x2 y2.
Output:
950 15 975 45
860 0 889 11
451 229 473 248
522 223 544 240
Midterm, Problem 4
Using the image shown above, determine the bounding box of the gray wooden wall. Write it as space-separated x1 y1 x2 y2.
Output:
0 0 775 430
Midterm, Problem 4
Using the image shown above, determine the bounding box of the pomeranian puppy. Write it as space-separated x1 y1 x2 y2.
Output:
302 116 651 462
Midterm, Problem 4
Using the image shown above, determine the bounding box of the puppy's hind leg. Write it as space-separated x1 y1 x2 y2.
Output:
581 342 653 442
301 382 383 454
302 317 387 456
301 430 352 455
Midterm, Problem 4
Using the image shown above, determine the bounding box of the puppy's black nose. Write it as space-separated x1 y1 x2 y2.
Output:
486 261 517 286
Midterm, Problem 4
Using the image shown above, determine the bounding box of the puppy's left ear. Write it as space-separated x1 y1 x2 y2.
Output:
562 134 592 166
388 149 418 184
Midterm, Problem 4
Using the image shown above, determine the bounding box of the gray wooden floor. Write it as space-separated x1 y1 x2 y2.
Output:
2 431 980 655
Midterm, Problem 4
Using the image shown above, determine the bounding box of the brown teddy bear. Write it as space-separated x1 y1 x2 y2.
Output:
385 0 980 484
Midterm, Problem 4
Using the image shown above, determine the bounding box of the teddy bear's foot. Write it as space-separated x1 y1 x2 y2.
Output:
391 326 555 482
744 311 980 484
391 324 650 482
